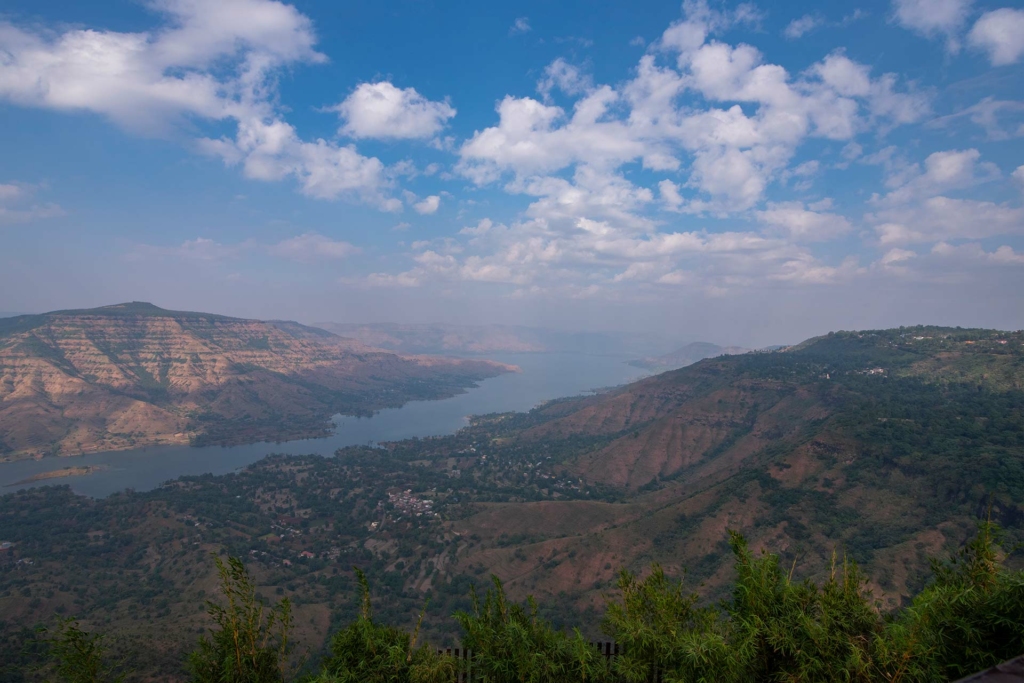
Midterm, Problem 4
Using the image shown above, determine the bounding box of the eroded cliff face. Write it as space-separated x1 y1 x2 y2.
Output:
0 303 513 460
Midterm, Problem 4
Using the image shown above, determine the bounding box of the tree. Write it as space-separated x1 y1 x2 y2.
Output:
187 556 294 683
454 574 609 682
37 617 126 683
315 568 456 683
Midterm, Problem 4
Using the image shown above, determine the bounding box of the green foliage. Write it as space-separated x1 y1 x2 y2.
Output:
873 521 1024 682
37 617 126 683
34 526 1024 682
603 523 1024 683
187 556 295 683
314 568 456 683
454 575 609 682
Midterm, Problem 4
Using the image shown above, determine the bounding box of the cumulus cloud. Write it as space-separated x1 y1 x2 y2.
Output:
968 8 1024 66
459 17 927 216
0 0 323 132
871 148 999 206
1014 165 1024 188
413 195 441 214
928 97 1024 140
200 119 399 209
873 197 1024 244
537 59 594 101
0 1 424 211
510 17 531 35
128 237 250 262
892 0 973 51
755 202 853 242
784 15 822 39
333 82 456 140
269 233 359 262
0 182 65 224
865 148 1022 245
132 232 359 263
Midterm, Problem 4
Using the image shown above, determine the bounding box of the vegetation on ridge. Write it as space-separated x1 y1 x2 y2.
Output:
32 522 1024 682
1 325 1022 680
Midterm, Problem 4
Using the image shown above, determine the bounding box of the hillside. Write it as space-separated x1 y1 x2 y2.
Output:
313 322 679 357
627 341 750 371
0 302 514 460
0 325 1022 678
455 327 1024 600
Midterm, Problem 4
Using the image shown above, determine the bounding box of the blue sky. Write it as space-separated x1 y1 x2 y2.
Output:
0 0 1022 345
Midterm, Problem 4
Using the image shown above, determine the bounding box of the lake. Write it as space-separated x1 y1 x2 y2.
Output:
0 353 647 497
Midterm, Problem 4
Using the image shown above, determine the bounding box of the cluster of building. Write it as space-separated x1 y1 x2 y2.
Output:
388 489 436 517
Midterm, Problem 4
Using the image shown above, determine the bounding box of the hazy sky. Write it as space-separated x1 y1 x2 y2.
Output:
0 0 1022 346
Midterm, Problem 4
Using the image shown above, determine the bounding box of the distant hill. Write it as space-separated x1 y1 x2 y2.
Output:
313 322 680 358
627 340 750 371
0 303 513 460
1 325 1022 675
454 326 1023 605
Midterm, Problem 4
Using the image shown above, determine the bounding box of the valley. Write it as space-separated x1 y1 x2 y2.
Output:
313 322 681 358
1 325 1022 680
0 303 514 462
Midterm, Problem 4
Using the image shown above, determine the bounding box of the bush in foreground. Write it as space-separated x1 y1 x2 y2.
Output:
39 522 1024 682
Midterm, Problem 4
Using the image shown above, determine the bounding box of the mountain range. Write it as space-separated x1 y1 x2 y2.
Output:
312 322 683 358
0 303 513 461
445 327 1023 605
0 324 1021 678
627 341 751 371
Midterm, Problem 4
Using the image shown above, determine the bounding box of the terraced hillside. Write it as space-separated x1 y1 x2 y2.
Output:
0 326 1021 678
0 302 514 460
449 327 1024 604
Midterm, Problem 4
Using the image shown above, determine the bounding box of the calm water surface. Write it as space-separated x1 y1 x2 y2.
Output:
0 353 646 497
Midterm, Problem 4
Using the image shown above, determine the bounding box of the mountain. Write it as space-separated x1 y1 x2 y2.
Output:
1 325 1022 677
627 340 751 371
445 327 1024 604
313 322 680 357
0 302 514 461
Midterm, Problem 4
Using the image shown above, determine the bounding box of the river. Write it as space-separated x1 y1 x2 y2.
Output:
0 353 647 497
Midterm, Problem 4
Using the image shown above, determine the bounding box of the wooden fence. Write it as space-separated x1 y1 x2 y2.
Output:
436 641 665 682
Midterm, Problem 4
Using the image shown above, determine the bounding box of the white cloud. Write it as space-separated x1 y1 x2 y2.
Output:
128 237 248 262
132 232 360 263
269 233 358 262
201 119 400 210
872 148 999 206
0 182 65 224
880 247 917 266
755 202 852 242
333 82 456 140
537 59 593 101
0 185 24 202
413 195 441 215
892 0 973 51
0 0 323 133
659 180 685 211
1013 165 1024 188
784 15 822 39
510 17 531 35
931 241 1024 264
0 2 417 211
968 9 1024 66
873 197 1024 244
459 9 927 215
928 98 1024 140
873 241 1024 283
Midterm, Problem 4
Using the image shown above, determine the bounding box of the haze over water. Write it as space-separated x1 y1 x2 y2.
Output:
0 353 645 497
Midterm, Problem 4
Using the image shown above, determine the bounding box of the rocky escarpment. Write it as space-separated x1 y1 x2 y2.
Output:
0 303 514 460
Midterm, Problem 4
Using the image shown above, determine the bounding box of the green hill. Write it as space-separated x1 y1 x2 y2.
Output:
1 325 1021 679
